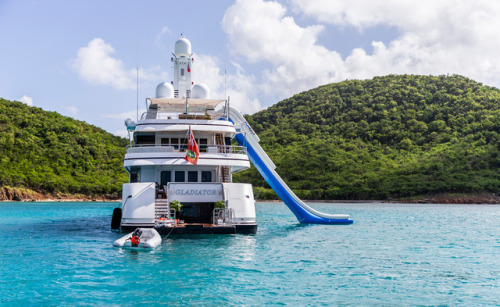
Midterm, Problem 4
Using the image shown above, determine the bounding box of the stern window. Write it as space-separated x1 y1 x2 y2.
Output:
175 171 185 182
201 171 212 182
188 171 198 182
160 171 171 187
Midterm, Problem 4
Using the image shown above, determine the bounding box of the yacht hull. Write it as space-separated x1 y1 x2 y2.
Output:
120 224 257 235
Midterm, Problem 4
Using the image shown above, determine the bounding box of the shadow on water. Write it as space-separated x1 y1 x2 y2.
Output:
25 215 118 241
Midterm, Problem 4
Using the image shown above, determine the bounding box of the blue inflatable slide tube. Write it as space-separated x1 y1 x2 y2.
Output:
226 107 353 224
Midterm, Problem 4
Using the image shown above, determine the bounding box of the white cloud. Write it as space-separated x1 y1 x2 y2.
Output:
224 0 343 98
193 54 262 114
18 95 33 106
115 129 130 138
70 38 164 90
156 26 172 49
64 106 78 117
101 108 146 121
222 0 500 102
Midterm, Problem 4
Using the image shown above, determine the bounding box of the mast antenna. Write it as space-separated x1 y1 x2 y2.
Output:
224 17 227 100
135 10 140 122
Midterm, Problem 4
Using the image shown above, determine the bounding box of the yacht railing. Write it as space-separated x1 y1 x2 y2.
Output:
213 208 234 226
126 144 247 154
140 111 214 120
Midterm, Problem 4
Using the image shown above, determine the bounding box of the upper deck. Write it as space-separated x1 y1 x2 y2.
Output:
141 97 226 120
125 97 250 170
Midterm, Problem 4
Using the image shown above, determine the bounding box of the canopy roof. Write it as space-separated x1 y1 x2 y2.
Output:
148 98 225 112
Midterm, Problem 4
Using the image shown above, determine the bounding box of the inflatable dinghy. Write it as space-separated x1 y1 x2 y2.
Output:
113 228 162 248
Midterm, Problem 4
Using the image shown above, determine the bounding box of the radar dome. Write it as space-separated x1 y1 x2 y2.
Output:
192 83 210 99
174 37 192 57
156 82 174 98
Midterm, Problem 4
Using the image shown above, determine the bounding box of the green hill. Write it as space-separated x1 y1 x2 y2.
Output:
235 74 500 200
0 98 128 198
2 74 499 201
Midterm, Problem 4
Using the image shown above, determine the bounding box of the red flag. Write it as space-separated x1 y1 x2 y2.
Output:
184 126 199 165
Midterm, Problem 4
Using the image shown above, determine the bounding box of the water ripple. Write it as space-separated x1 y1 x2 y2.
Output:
0 202 499 305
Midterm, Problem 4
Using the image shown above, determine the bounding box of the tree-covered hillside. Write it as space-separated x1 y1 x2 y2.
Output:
0 98 128 197
236 75 500 200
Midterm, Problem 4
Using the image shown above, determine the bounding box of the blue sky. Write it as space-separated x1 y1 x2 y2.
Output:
1 0 499 137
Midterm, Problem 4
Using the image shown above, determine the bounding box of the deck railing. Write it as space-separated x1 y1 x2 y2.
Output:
126 144 246 155
213 208 234 226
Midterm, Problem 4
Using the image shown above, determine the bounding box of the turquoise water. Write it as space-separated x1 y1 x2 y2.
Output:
0 202 499 306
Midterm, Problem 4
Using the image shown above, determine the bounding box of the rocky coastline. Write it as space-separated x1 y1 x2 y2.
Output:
2 186 498 204
0 186 120 202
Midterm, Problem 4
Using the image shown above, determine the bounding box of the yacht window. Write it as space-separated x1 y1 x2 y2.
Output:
171 138 179 149
136 134 155 145
175 171 185 182
198 138 208 152
180 138 188 151
180 68 185 76
130 173 139 183
130 167 140 183
160 171 171 187
188 171 198 182
201 171 212 182
161 138 169 145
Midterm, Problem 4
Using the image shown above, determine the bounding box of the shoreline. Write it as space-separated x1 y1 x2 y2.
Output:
3 198 498 205
1 186 498 204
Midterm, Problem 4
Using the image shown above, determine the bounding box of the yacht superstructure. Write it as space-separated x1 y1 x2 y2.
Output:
113 36 257 234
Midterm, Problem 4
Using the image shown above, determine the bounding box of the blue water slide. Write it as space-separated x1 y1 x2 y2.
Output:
225 107 353 224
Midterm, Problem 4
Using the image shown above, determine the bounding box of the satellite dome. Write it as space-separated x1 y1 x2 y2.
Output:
192 83 210 99
156 82 174 98
174 37 192 57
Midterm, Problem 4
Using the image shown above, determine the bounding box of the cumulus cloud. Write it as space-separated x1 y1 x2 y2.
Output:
223 0 343 98
222 0 500 102
18 95 33 106
193 54 261 114
70 38 164 90
293 0 500 83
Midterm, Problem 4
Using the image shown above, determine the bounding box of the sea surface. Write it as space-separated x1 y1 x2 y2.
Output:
0 202 498 306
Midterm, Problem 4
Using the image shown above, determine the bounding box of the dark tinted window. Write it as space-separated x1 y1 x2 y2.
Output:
136 134 155 144
171 138 179 149
180 138 188 151
130 173 139 183
160 171 171 186
175 171 185 182
199 138 208 152
188 171 198 182
201 171 212 182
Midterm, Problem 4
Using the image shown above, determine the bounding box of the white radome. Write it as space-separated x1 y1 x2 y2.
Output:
156 82 174 98
192 83 210 99
174 37 191 57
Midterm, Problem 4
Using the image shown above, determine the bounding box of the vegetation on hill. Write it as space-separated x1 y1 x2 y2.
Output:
2 74 499 201
0 98 128 198
235 75 500 200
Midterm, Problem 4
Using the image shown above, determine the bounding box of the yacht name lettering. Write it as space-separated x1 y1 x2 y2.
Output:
175 189 218 196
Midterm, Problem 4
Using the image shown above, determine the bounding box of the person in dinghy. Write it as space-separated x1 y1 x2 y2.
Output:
130 228 142 247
